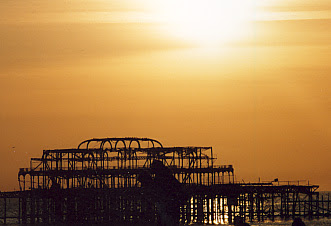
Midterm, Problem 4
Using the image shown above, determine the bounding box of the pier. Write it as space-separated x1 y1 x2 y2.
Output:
1 137 330 224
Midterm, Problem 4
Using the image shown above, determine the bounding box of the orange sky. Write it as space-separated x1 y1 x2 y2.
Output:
0 0 330 191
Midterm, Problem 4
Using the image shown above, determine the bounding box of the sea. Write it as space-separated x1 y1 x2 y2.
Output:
1 192 330 225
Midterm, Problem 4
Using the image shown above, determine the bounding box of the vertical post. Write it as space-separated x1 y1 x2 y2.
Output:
328 193 330 217
36 196 40 223
303 198 306 217
42 195 48 224
187 197 191 224
4 198 7 225
249 193 254 222
222 172 224 184
292 192 296 218
18 196 21 224
31 194 35 224
285 191 288 219
181 150 183 170
217 195 220 223
308 193 313 219
239 193 243 219
211 147 214 185
211 197 214 224
193 195 196 222
222 195 225 223
197 195 203 224
242 193 248 221
321 195 324 217
228 201 233 224
316 193 319 218
271 192 275 221
199 149 202 185
261 193 265 221
206 196 210 223
22 195 27 224
42 153 45 189
256 193 260 222
281 191 286 219
31 175 35 190
298 194 301 217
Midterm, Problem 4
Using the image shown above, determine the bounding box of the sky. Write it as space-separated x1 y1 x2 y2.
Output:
0 0 330 191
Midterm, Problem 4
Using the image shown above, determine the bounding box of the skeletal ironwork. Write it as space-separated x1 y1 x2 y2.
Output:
0 137 329 225
18 137 234 191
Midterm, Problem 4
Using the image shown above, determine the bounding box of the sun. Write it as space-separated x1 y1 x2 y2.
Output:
153 0 255 46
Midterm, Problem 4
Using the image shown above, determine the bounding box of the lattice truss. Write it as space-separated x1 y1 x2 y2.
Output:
18 138 234 190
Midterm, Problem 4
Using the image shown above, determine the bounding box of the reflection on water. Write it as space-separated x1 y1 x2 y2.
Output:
1 192 330 225
189 218 331 225
182 191 331 225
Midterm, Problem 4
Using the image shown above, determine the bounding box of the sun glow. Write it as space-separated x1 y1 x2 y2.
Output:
154 0 255 46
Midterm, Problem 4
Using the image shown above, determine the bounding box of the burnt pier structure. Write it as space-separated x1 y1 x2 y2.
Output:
1 137 330 224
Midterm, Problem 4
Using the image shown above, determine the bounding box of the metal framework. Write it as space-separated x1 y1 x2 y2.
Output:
0 137 328 225
18 137 234 191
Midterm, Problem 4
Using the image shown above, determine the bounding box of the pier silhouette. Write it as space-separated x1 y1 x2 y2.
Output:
0 137 330 224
